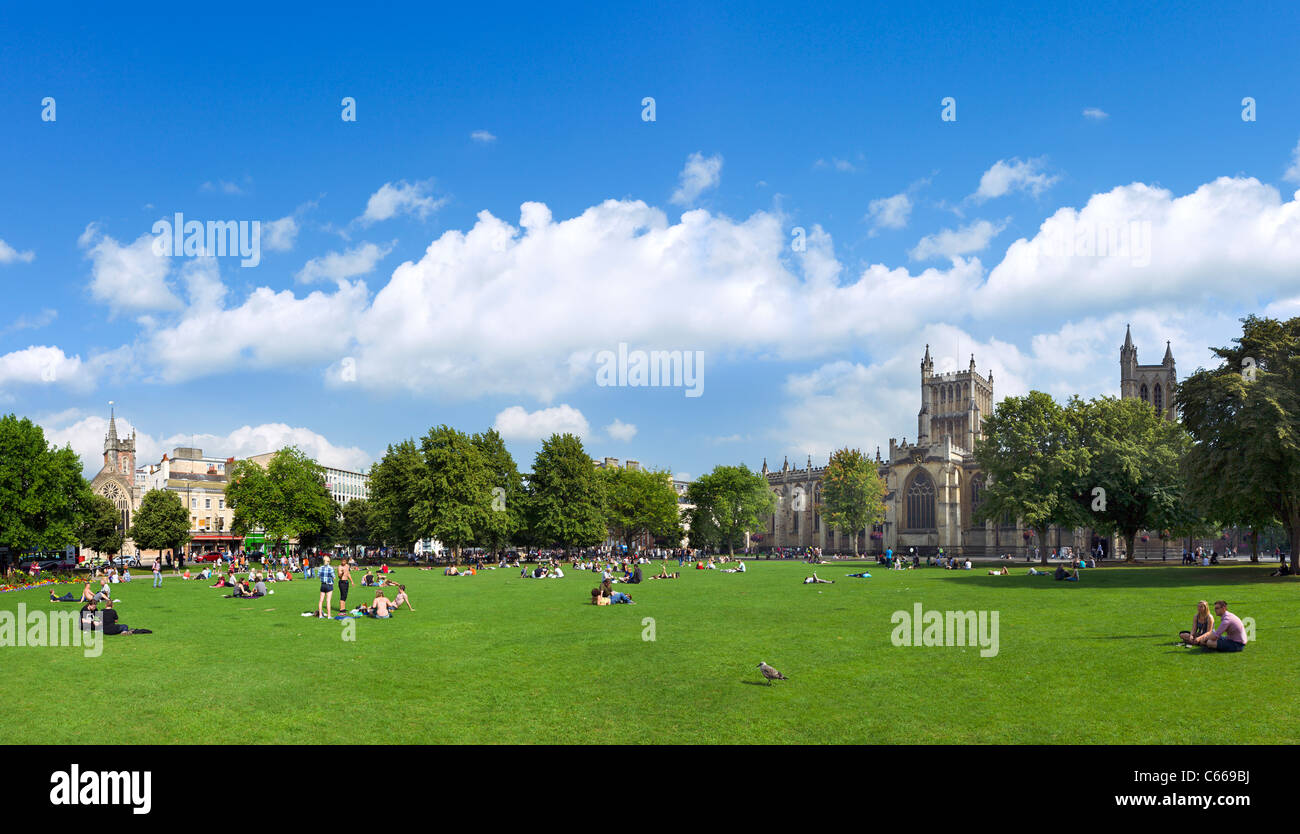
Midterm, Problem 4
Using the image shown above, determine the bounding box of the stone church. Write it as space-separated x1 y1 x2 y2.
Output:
89 406 140 555
755 329 1174 557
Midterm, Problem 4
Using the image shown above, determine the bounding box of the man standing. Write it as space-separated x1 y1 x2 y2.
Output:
337 559 353 614
317 555 336 618
1192 601 1248 652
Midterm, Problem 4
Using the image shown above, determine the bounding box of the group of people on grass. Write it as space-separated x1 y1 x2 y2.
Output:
1179 600 1248 652
313 555 413 619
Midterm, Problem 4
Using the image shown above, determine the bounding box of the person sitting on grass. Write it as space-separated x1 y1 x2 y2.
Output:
803 572 834 584
80 599 151 635
1184 600 1247 651
1178 600 1215 646
93 582 113 603
1053 564 1079 582
390 585 414 611
1269 562 1291 577
362 571 376 586
446 565 463 576
51 582 95 603
357 590 393 618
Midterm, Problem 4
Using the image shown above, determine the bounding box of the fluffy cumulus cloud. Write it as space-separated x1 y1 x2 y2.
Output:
1285 137 1300 185
973 157 1059 201
79 224 182 315
493 404 590 441
670 152 723 206
0 238 35 264
40 413 372 478
604 419 637 442
295 242 393 283
866 193 913 232
0 346 90 391
358 180 446 225
263 215 299 252
909 219 1007 261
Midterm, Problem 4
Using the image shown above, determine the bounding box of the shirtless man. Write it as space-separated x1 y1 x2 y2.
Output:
390 585 413 611
364 591 392 618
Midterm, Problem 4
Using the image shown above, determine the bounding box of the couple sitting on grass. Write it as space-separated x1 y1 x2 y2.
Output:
591 578 635 605
1179 600 1247 652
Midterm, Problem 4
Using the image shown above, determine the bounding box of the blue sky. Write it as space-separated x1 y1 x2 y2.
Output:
3 2 1300 480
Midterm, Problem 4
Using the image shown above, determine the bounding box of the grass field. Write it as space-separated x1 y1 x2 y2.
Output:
1 560 1295 744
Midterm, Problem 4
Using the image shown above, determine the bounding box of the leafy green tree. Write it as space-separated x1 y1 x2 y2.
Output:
80 493 125 557
0 414 93 558
225 447 334 552
600 466 684 552
525 434 607 551
130 489 190 559
298 499 344 554
1071 396 1193 562
685 464 776 556
472 429 523 556
341 497 376 551
1179 314 1300 574
414 425 492 562
368 440 424 552
973 391 1088 564
820 448 887 555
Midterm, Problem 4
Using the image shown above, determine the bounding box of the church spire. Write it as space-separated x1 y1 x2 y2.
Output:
1123 324 1134 351
1163 340 1174 365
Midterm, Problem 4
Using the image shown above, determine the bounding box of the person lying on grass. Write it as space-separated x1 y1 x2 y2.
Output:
51 583 95 603
845 571 872 578
1178 600 1215 646
988 566 1010 575
803 573 834 584
1183 600 1246 651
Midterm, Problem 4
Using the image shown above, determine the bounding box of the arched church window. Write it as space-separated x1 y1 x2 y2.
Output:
905 471 936 531
1153 383 1163 413
1139 383 1149 403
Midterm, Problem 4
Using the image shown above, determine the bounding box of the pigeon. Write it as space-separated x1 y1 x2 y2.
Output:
757 661 788 685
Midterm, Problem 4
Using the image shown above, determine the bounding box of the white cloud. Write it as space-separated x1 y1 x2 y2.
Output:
815 157 857 172
493 404 590 441
866 193 912 232
358 180 447 225
0 346 90 391
39 413 371 479
263 216 299 252
1083 108 1109 120
973 157 1059 201
201 180 244 195
0 239 35 264
80 225 182 315
1284 137 1300 184
6 308 57 331
295 242 393 284
470 130 497 143
605 419 638 442
909 219 1008 261
670 152 723 206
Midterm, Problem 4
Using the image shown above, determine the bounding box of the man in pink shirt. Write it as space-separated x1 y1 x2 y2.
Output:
1194 600 1247 652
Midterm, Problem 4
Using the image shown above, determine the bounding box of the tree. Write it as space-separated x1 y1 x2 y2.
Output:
80 493 124 558
225 447 334 553
130 489 190 559
820 448 887 555
0 414 94 558
973 391 1088 564
298 499 344 554
368 440 424 552
525 434 607 551
472 429 523 556
600 466 684 552
685 464 776 556
414 425 492 562
341 497 376 552
1179 315 1300 575
1071 396 1193 563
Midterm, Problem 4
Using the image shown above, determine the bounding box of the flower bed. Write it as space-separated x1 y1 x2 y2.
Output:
0 573 79 594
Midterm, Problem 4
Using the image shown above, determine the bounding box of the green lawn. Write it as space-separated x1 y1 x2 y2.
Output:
1 561 1295 744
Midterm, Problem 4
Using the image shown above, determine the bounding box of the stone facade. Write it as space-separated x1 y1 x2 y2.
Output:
1120 324 1177 420
88 407 140 556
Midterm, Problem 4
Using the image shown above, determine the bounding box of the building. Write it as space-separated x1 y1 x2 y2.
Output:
89 406 140 555
757 334 1174 557
140 447 241 556
244 453 370 506
1120 323 1177 420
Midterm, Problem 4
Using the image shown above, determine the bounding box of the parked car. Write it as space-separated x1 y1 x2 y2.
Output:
192 552 226 563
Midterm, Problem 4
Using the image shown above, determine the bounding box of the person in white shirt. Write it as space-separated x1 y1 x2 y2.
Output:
551 566 564 578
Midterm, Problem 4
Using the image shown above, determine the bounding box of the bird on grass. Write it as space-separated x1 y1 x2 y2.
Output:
757 661 788 685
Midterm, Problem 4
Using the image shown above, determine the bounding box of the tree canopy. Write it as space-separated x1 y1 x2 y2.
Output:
820 447 887 555
130 488 190 556
0 414 93 557
600 465 684 551
685 464 775 555
525 434 607 550
225 447 335 551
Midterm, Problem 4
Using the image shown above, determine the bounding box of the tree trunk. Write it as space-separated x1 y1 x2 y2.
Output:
1250 529 1259 563
1125 530 1138 564
1037 528 1049 564
1286 508 1300 580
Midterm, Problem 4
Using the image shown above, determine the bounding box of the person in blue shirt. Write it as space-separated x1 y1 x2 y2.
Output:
317 556 336 618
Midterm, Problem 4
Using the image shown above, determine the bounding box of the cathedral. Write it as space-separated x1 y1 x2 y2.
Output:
89 405 140 553
755 329 1175 557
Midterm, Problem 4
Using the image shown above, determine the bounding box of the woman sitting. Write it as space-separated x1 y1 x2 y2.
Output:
1179 600 1215 645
